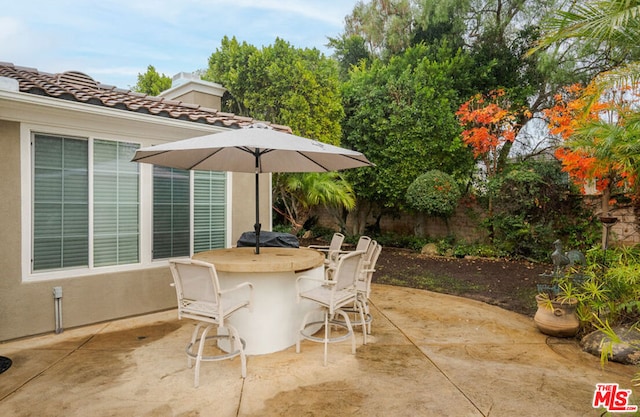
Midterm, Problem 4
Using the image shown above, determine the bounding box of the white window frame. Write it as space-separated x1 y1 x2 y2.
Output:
20 124 231 282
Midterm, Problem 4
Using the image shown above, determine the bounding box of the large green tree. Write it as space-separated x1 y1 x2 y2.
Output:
326 34 372 81
344 0 415 59
341 44 475 232
206 37 354 230
339 0 584 171
206 36 343 145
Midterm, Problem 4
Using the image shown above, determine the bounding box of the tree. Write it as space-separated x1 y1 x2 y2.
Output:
273 172 356 233
206 37 355 231
341 44 475 233
326 34 372 81
456 89 527 180
344 0 415 59
534 0 640 62
544 83 640 216
206 36 343 145
339 0 586 159
533 0 640 252
456 89 531 224
132 65 172 96
205 36 258 116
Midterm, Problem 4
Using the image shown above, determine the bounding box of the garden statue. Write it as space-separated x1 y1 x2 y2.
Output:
550 239 586 278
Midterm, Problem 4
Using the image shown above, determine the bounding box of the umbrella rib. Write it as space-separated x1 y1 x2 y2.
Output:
296 151 371 171
186 148 225 170
131 150 170 162
339 153 371 165
291 152 327 171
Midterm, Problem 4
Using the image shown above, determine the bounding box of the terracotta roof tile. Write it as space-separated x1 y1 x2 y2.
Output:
0 62 292 133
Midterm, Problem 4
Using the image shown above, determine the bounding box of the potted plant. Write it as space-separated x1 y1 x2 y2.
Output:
534 282 581 337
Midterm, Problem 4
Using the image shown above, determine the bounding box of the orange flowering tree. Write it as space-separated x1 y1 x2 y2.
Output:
456 90 531 222
456 89 529 181
543 82 640 218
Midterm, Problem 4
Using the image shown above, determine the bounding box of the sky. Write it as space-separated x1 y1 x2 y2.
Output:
1 0 360 89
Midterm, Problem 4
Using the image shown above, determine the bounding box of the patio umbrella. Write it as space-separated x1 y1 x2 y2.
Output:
131 123 373 254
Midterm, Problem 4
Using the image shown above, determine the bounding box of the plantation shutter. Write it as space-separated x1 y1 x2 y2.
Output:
33 134 89 270
93 140 140 266
194 171 226 252
153 166 190 259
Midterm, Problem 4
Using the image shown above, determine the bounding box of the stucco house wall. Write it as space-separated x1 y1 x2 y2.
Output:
0 65 276 341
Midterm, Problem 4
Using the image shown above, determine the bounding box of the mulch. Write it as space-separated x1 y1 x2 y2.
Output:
372 247 553 317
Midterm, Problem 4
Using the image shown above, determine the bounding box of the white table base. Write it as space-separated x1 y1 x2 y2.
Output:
216 265 324 355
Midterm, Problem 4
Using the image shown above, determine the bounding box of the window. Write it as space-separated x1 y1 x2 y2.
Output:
194 171 226 252
33 135 89 270
93 140 140 266
152 166 190 259
30 132 226 275
152 169 227 259
32 134 140 272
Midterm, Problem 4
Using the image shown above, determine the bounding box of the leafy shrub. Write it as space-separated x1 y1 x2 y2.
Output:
566 246 640 334
307 225 340 240
272 223 294 234
373 233 429 251
406 170 461 218
488 160 599 260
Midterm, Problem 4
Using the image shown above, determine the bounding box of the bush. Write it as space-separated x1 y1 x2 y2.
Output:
406 170 461 218
575 246 640 333
373 233 429 251
307 225 340 241
488 160 599 260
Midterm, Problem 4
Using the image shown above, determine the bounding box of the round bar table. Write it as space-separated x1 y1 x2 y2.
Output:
193 247 325 355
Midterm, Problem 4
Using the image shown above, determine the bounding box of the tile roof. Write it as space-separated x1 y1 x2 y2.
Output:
0 62 292 133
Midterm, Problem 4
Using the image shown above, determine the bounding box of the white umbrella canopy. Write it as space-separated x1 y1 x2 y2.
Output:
132 124 372 173
132 124 373 253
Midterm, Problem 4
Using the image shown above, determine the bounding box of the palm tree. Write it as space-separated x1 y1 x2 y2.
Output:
535 0 640 98
273 172 356 233
538 0 640 46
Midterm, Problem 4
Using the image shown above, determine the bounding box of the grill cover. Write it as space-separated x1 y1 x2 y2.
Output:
236 231 299 248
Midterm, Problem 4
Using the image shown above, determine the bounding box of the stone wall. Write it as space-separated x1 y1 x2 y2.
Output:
583 196 640 246
313 203 488 243
312 197 639 246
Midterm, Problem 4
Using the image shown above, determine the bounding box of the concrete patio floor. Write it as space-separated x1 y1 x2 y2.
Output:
1 284 637 416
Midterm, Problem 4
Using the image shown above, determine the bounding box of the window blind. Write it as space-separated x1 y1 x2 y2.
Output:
194 171 226 252
153 166 190 259
93 140 140 266
33 135 89 270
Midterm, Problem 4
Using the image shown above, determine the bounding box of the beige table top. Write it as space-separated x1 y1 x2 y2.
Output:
192 247 324 273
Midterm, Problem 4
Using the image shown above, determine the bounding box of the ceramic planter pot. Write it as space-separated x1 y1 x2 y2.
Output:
534 294 580 337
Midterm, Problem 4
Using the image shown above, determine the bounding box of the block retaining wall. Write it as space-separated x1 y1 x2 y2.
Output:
312 199 639 246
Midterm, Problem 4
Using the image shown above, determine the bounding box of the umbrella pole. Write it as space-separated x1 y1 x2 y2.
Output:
254 151 261 254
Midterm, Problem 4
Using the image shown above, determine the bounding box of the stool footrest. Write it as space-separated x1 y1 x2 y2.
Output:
186 334 246 362
300 320 353 344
